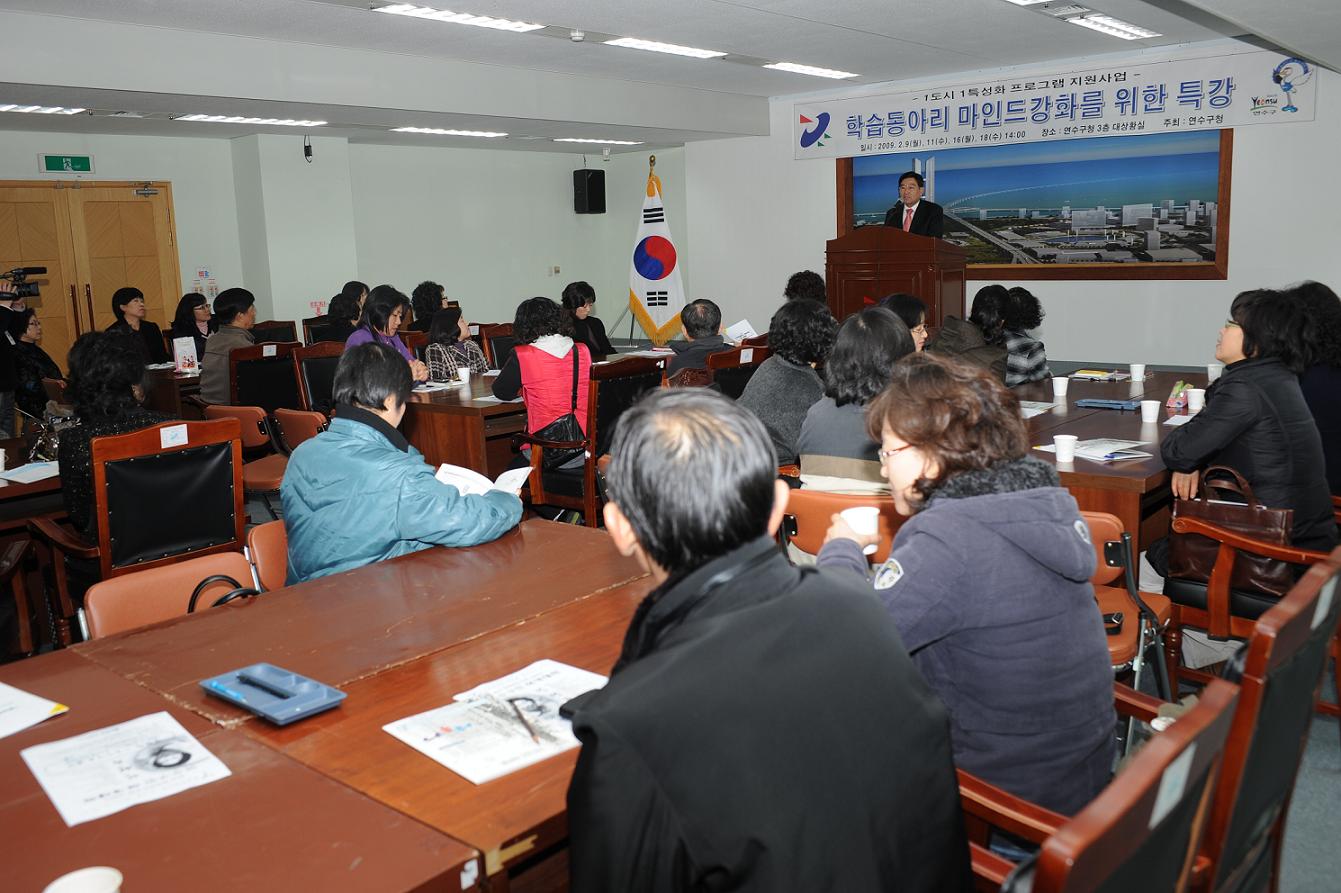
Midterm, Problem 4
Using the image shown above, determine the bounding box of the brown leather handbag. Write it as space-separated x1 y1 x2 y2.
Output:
1167 465 1295 598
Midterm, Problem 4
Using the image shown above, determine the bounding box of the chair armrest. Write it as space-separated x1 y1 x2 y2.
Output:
957 769 1067 845
1170 516 1330 565
0 538 30 581
27 517 99 560
1113 681 1164 723
515 432 587 450
968 841 1017 889
777 464 800 478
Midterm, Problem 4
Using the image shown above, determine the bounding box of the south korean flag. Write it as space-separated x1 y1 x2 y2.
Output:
627 158 686 345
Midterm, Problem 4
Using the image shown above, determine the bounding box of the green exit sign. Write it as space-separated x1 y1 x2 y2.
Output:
39 154 94 173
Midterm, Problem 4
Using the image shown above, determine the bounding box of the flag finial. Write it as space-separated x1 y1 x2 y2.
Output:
649 154 656 170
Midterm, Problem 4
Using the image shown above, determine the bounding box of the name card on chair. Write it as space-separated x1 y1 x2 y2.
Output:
160 425 188 449
740 348 753 364
1149 743 1195 828
1313 577 1336 630
262 344 278 357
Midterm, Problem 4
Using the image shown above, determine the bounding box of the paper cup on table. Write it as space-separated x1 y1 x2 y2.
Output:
839 506 881 556
1053 434 1078 464
43 867 123 893
1140 400 1161 424
1207 362 1224 382
1129 363 1146 382
1186 388 1206 413
457 367 471 384
1051 376 1069 398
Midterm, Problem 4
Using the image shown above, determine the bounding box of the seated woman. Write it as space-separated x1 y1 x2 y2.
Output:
879 292 929 352
737 299 837 464
562 281 616 357
818 352 1115 816
795 306 913 491
105 286 170 365
13 310 63 422
311 290 360 344
346 285 429 382
1289 280 1341 495
1002 286 1052 387
927 285 1008 381
425 307 489 382
281 343 522 584
1149 288 1337 576
492 297 591 468
409 280 450 333
169 292 215 362
58 332 171 544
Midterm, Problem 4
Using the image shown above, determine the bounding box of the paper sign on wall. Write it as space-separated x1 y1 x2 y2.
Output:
309 300 328 316
191 268 218 300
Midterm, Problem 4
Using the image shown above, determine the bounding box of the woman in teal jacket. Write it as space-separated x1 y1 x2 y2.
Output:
281 342 522 584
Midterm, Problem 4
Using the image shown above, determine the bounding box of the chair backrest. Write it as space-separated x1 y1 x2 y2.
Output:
246 520 288 592
401 329 429 360
1081 511 1126 588
90 419 246 579
41 377 67 405
1012 678 1239 893
784 488 903 563
590 358 665 458
251 320 299 344
292 341 345 414
1202 546 1341 892
301 315 327 345
741 333 769 347
84 551 255 638
272 408 329 452
665 366 714 388
203 404 272 451
230 341 304 412
707 345 772 399
479 323 515 368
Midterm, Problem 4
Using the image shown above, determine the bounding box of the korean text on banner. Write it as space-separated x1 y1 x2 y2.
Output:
628 156 686 346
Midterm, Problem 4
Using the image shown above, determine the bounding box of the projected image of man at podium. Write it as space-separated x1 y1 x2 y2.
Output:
883 171 944 238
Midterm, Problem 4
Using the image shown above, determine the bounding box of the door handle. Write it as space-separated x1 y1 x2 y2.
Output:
69 284 81 336
84 284 95 332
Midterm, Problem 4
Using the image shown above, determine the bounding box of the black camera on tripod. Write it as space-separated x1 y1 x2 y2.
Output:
0 267 45 300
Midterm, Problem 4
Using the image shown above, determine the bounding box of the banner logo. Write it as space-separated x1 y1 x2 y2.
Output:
798 112 831 148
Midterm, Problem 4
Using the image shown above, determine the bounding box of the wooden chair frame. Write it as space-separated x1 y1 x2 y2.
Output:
228 341 304 410
705 344 772 371
300 314 327 345
401 329 429 360
291 340 346 414
250 320 299 344
478 323 514 368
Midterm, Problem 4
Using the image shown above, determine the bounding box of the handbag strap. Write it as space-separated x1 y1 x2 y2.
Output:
569 343 580 412
1196 464 1257 506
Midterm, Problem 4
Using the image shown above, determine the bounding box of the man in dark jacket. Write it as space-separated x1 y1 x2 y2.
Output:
565 388 970 893
666 298 730 375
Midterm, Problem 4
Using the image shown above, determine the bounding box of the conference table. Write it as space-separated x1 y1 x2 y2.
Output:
402 375 528 479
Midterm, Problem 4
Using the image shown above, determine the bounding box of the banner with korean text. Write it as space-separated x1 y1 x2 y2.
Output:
795 51 1315 161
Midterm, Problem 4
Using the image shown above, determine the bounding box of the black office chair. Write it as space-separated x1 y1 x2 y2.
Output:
230 342 304 413
251 320 299 344
292 341 344 416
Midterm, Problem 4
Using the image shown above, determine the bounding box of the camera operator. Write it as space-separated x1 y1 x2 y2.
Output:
0 280 20 436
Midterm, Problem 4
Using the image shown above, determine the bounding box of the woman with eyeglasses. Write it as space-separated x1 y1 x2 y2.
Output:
169 292 215 361
879 293 929 352
817 352 1115 816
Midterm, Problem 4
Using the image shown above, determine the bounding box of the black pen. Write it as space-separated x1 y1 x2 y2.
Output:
507 697 541 744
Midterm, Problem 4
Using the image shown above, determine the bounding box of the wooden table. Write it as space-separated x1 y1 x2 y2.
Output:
144 368 204 419
402 376 527 478
0 651 480 892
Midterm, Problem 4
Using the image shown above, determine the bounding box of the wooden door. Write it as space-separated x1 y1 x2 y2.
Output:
65 182 181 334
0 183 81 371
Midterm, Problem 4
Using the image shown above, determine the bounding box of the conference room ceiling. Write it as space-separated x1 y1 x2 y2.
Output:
0 0 1323 151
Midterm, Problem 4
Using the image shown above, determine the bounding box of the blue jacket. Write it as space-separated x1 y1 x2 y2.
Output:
280 412 522 584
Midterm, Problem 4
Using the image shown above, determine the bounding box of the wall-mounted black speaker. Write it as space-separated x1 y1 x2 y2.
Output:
573 169 606 214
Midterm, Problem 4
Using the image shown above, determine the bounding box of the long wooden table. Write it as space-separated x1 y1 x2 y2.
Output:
402 376 527 478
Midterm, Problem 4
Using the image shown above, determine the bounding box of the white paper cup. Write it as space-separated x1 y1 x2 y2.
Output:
1207 362 1224 382
839 506 881 556
457 367 471 384
1186 388 1206 413
1051 376 1069 398
1129 363 1146 381
1140 400 1161 424
43 867 123 893
1054 434 1078 463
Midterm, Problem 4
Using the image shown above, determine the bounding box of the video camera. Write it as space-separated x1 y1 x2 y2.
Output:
0 267 45 300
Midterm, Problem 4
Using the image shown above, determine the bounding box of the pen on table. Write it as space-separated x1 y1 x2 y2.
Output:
507 697 541 744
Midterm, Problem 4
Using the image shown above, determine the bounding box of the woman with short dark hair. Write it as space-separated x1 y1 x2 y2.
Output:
1289 280 1341 494
562 281 616 356
425 307 489 382
105 286 170 365
1002 286 1052 386
409 280 448 333
346 285 429 381
13 309 62 421
737 299 837 463
879 293 928 351
795 306 913 490
927 284 1008 381
169 292 215 361
818 351 1115 816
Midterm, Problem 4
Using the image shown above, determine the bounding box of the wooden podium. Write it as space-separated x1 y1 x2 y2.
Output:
825 226 967 325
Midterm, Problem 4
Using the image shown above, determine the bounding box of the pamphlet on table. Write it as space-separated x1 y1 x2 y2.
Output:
0 681 67 740
1034 438 1153 462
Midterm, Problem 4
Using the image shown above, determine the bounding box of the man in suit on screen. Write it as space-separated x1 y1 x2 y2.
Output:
884 170 945 238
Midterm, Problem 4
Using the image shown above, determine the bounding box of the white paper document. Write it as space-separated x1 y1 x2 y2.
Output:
20 711 231 826
383 660 607 785
0 461 59 484
144 362 177 371
725 319 758 342
623 349 674 359
0 682 68 740
413 381 455 393
435 463 531 496
1069 369 1130 381
1018 400 1055 419
472 394 524 404
1035 438 1152 462
1163 414 1194 427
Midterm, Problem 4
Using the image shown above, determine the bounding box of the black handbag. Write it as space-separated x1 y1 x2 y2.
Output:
532 347 586 471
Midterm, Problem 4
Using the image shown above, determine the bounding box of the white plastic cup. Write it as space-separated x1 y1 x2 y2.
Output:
1054 434 1078 463
457 367 471 385
1207 362 1224 382
43 867 123 893
1051 376 1069 398
1140 400 1161 424
1129 363 1146 382
1186 388 1206 413
839 506 880 556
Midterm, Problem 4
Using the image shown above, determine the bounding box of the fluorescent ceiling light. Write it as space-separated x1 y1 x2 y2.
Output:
1067 13 1161 39
764 62 858 80
998 0 1052 5
374 3 544 32
0 104 85 115
177 114 326 126
393 126 507 137
604 37 725 59
554 138 645 146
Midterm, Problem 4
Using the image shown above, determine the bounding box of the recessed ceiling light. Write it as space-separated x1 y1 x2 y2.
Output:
392 127 508 137
763 62 858 80
1067 13 1161 39
553 138 645 146
177 114 326 126
604 37 726 59
0 105 85 115
374 3 544 33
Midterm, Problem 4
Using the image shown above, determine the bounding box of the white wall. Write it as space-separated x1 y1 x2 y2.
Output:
685 61 1341 365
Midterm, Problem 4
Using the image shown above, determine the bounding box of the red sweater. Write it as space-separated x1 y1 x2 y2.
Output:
516 343 591 434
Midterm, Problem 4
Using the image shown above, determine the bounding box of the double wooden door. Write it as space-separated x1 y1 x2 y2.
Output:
0 181 180 371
